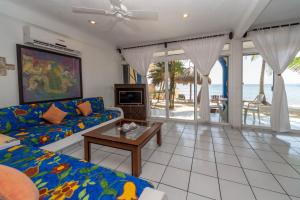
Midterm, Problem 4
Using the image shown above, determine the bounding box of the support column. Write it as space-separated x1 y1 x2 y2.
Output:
228 39 243 128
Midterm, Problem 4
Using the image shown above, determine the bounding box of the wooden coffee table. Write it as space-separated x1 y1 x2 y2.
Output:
83 119 162 177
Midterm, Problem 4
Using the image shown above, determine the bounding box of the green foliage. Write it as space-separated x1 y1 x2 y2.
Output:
148 61 185 109
59 167 72 180
79 165 99 174
4 153 12 158
78 188 87 199
100 179 108 189
18 116 26 123
288 57 300 72
31 138 39 144
114 171 126 178
5 122 11 131
37 181 48 189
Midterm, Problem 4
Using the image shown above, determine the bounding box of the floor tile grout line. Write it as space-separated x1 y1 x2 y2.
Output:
145 159 295 190
210 126 223 200
96 152 118 167
186 123 198 200
241 129 294 200
64 122 300 200
267 141 300 177
113 154 131 172
223 127 258 200
157 124 184 186
158 182 216 200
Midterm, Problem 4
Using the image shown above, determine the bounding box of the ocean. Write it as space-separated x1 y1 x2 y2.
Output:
176 84 300 108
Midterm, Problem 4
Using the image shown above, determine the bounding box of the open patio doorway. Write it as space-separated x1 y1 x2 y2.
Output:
197 57 229 123
147 57 229 123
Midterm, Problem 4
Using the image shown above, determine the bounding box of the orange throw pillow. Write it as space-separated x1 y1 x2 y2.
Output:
42 104 67 124
0 165 39 200
77 101 92 116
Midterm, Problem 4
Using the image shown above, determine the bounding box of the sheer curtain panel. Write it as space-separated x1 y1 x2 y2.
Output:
180 36 227 122
122 45 159 117
250 26 300 132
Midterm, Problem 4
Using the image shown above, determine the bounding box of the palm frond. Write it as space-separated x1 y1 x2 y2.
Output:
288 57 300 72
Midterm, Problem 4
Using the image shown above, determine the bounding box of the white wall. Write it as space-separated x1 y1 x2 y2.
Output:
0 3 122 108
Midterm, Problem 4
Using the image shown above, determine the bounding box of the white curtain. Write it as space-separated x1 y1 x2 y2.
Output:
122 45 159 117
180 36 227 122
122 46 159 77
250 26 300 132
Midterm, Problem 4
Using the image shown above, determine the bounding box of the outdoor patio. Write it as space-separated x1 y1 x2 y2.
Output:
150 99 300 130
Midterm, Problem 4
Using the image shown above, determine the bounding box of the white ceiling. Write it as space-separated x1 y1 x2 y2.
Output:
7 0 300 47
253 0 300 27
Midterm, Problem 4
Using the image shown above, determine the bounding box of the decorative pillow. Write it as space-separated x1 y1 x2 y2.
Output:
77 101 92 116
0 165 39 200
42 104 67 124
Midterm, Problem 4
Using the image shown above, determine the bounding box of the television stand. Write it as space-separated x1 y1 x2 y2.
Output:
114 84 147 121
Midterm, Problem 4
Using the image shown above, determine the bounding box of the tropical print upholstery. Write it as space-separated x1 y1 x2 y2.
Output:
0 97 121 147
0 145 152 200
6 124 74 148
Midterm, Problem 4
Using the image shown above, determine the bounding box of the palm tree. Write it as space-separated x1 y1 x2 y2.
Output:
168 61 185 108
249 54 300 105
148 62 165 103
288 57 300 72
250 55 268 104
148 61 185 109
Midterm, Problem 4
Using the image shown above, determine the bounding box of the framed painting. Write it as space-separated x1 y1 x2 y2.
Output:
17 44 83 104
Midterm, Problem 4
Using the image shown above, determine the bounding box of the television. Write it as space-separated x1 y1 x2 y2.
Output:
119 91 143 105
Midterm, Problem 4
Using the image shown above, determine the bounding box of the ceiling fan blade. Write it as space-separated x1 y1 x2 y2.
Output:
122 20 140 31
72 7 113 16
126 10 158 21
102 19 119 32
110 0 122 7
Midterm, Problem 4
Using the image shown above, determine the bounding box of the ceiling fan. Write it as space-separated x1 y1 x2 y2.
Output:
72 0 159 22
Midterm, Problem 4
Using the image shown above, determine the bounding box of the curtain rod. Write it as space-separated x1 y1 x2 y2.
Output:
244 22 300 37
118 32 233 52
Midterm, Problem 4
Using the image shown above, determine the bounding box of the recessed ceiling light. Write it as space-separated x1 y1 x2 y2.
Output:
89 20 96 24
183 13 189 19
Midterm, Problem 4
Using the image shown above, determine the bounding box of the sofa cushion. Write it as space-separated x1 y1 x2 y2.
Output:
77 101 92 116
57 97 104 119
0 112 14 134
42 104 67 124
66 109 121 133
0 165 39 200
83 97 105 113
0 105 42 133
6 124 73 148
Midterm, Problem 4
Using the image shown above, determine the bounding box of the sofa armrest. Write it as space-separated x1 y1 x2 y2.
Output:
105 106 124 119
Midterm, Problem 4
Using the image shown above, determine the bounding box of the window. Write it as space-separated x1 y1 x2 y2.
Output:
168 59 195 120
147 48 230 123
242 54 273 127
147 62 166 118
197 57 229 123
283 51 300 130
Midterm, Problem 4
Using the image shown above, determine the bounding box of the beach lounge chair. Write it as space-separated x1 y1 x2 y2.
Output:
243 94 265 124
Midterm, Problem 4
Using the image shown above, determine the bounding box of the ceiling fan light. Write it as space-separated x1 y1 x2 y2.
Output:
89 20 96 24
183 13 189 19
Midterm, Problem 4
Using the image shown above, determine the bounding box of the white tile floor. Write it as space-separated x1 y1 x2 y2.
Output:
62 121 300 200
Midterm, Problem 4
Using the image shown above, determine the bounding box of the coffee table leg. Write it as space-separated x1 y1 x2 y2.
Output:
157 129 162 146
84 139 91 162
132 148 141 177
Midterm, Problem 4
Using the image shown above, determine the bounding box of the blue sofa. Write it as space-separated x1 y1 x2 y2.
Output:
0 97 122 149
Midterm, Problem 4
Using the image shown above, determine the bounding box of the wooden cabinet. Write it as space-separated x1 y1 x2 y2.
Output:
114 84 147 121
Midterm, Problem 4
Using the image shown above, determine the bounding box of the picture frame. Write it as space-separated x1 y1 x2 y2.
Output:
16 44 83 104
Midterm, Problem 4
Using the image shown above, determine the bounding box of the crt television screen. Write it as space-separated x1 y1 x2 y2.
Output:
119 91 142 104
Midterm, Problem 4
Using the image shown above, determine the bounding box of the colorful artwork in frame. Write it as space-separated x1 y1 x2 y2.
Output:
17 44 83 104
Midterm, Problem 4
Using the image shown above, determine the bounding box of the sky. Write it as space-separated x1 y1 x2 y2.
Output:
149 51 300 85
200 52 300 85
